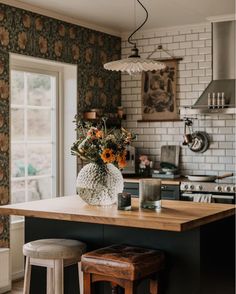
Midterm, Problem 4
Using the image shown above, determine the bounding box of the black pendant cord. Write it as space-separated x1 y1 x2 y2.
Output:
128 0 148 48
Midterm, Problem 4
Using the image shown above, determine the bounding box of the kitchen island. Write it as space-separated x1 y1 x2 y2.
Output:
0 197 235 294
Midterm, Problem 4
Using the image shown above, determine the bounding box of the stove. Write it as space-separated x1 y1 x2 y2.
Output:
180 177 236 204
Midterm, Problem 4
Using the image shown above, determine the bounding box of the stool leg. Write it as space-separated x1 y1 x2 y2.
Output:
78 262 83 294
23 256 31 294
47 267 54 294
83 273 92 294
124 281 135 294
54 260 64 294
150 278 158 294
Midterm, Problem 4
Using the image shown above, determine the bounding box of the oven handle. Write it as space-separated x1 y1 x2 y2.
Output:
181 193 234 200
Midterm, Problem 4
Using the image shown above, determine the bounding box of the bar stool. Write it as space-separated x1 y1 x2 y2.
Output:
81 244 165 294
23 238 86 294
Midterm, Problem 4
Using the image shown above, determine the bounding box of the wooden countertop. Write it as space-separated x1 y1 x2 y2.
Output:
0 197 235 232
124 177 185 185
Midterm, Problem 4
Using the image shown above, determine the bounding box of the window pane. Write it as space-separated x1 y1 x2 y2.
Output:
11 70 24 105
11 181 25 203
28 178 52 201
11 144 25 177
27 73 52 106
27 144 51 175
27 109 51 140
11 108 24 140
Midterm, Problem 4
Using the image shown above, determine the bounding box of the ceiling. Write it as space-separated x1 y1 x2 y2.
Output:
8 0 235 35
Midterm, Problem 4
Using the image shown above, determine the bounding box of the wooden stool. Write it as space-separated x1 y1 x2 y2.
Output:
81 244 165 294
23 238 86 294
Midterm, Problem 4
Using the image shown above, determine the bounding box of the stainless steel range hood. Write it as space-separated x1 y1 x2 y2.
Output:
181 20 235 115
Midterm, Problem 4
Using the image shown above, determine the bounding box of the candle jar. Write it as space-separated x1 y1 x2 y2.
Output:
117 192 131 210
140 179 161 210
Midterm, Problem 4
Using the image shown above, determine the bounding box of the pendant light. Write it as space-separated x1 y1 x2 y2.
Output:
104 0 166 75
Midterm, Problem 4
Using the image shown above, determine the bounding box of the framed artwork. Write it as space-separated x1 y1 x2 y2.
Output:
141 59 179 121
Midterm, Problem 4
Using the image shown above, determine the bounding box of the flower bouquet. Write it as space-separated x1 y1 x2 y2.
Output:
71 116 135 205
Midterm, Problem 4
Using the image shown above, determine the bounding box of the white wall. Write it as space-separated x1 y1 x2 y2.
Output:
121 23 236 175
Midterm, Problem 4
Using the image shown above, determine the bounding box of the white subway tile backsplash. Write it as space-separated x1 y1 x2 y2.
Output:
186 34 198 41
121 23 235 175
199 32 211 40
174 35 186 42
192 40 205 48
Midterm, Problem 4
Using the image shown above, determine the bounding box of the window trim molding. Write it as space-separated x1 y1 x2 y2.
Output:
10 54 64 201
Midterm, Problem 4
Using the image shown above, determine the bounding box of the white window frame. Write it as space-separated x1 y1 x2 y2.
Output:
10 56 65 203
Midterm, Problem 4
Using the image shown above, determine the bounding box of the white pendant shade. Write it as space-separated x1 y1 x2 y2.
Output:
104 1 167 75
104 57 166 75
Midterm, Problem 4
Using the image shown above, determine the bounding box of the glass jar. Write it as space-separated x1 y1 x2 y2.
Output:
139 179 162 210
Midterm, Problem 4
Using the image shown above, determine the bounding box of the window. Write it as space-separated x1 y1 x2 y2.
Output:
11 67 58 204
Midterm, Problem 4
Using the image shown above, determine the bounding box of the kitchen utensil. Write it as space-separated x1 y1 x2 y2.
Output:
183 118 193 145
186 173 233 182
188 131 210 153
183 134 192 145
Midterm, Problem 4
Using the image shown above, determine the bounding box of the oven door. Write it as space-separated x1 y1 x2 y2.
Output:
181 193 235 204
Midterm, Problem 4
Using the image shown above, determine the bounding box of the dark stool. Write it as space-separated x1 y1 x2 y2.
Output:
81 244 165 294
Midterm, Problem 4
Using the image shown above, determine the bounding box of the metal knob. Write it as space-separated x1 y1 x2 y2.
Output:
233 187 236 193
225 186 231 192
190 185 194 190
184 184 189 190
215 186 222 192
197 185 203 191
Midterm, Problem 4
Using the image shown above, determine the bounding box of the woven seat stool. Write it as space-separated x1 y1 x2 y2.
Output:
23 238 86 294
81 244 165 294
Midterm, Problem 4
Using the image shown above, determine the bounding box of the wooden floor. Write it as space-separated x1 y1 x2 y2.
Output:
6 280 23 294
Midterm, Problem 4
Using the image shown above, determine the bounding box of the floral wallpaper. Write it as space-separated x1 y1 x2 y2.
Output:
0 3 121 247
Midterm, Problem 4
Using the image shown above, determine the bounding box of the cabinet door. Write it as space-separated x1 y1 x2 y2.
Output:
161 185 180 200
123 182 139 197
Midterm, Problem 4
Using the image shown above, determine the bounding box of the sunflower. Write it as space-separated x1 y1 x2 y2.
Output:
101 148 115 164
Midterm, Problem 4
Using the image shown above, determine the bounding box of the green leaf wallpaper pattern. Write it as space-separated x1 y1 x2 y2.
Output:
0 3 121 248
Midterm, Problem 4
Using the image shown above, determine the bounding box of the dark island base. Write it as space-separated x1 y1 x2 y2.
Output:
25 216 235 294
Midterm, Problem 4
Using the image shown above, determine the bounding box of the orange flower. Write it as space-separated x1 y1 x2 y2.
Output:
96 130 104 139
117 151 127 169
54 40 63 57
58 24 66 37
22 14 31 28
69 27 76 39
18 31 27 49
0 186 9 205
101 148 115 164
39 36 48 54
0 80 9 99
85 47 93 63
0 27 9 47
72 44 79 60
0 133 9 152
35 17 43 31
118 158 127 169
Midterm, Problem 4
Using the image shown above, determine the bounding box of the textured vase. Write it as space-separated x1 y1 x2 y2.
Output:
76 163 124 206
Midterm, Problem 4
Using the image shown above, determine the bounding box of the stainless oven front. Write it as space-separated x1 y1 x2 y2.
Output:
181 192 235 204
